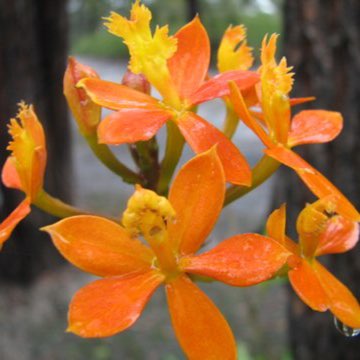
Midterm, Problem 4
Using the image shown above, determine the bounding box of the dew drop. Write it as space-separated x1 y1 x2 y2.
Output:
334 317 360 337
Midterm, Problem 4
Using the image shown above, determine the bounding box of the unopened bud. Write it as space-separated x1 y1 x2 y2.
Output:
64 57 101 135
122 69 151 94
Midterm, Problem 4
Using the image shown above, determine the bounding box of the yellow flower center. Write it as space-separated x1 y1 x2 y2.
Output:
122 185 180 276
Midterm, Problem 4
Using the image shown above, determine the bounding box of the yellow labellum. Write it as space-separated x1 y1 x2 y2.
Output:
104 0 177 101
217 25 253 72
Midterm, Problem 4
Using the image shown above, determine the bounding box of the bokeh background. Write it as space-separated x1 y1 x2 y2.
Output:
0 0 359 359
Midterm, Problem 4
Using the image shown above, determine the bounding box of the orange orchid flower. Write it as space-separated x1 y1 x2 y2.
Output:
266 200 360 329
0 103 46 248
229 34 342 149
77 1 260 185
228 34 360 221
43 149 290 358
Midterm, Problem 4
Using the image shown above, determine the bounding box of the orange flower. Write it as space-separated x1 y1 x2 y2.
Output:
229 34 342 149
77 1 260 185
43 149 290 358
0 103 47 248
228 34 359 221
266 200 360 328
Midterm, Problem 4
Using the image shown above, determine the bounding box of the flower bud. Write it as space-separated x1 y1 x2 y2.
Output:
64 57 101 135
122 69 151 94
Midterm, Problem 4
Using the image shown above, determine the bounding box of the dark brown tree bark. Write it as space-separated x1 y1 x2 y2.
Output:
281 0 360 358
0 0 71 283
186 0 200 20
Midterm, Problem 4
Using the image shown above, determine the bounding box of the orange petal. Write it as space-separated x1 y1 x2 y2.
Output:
167 147 225 255
228 82 273 148
42 215 154 277
166 275 237 359
189 70 259 106
266 205 299 254
68 271 163 338
314 261 360 328
266 204 286 244
181 233 291 286
177 112 251 185
2 157 22 190
77 78 160 110
288 110 343 147
97 109 171 145
0 199 31 249
265 146 360 221
168 17 210 101
316 217 359 256
289 258 329 312
289 97 316 106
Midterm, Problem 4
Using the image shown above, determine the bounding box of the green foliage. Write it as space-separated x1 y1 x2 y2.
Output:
72 30 129 58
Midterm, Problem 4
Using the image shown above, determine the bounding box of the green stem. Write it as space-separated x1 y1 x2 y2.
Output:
85 134 141 184
34 190 119 222
157 121 185 195
224 155 280 207
34 190 89 218
223 102 239 139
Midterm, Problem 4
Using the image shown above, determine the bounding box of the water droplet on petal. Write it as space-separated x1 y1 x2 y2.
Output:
334 317 360 337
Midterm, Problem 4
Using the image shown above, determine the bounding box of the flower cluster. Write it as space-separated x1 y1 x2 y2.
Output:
1 1 359 358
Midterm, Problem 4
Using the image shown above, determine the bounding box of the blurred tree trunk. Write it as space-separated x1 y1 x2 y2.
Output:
0 0 71 283
280 0 360 358
186 0 200 20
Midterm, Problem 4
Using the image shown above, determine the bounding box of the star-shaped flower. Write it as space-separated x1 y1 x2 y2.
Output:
266 199 360 328
78 1 260 185
43 148 290 358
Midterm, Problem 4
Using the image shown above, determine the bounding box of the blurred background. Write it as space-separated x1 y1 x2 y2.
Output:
0 0 359 359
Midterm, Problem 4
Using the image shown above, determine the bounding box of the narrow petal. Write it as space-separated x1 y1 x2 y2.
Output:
97 109 171 145
266 205 300 254
166 275 237 360
289 258 329 312
167 147 225 255
265 146 360 221
288 110 343 147
316 217 359 256
181 234 291 286
189 70 259 106
168 17 210 101
78 78 159 110
266 204 286 244
0 199 31 249
289 97 316 106
177 112 251 185
314 262 360 328
68 271 164 338
2 157 22 190
228 82 273 148
42 215 154 277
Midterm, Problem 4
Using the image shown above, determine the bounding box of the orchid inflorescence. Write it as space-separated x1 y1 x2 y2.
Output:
1 1 359 358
